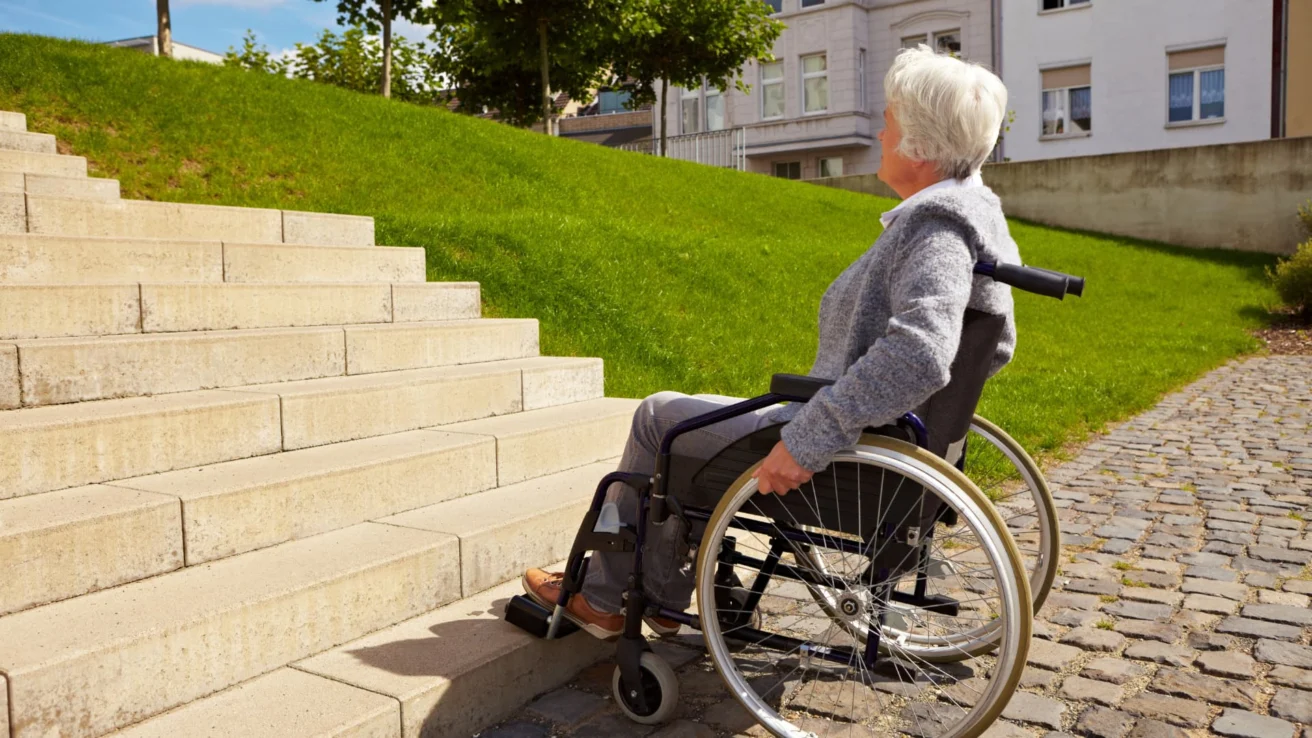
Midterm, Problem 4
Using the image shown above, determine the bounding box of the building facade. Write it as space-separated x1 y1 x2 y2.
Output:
654 0 997 179
104 36 224 64
999 0 1282 162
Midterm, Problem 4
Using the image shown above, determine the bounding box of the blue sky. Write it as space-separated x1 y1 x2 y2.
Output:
0 0 433 57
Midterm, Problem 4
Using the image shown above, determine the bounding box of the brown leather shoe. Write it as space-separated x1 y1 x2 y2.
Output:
643 615 682 637
522 568 623 641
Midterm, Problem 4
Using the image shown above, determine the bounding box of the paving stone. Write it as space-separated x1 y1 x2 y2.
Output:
1150 668 1260 710
1180 593 1237 615
1125 718 1187 738
1183 565 1238 582
1269 665 1312 689
1119 588 1182 606
1060 676 1124 707
525 688 608 728
1179 578 1248 600
1113 621 1182 643
578 713 655 737
1284 579 1312 595
1124 642 1196 667
1029 639 1085 670
1051 610 1102 628
1045 592 1104 611
900 702 968 738
1195 651 1255 679
1073 706 1134 738
702 698 758 733
1168 610 1217 630
1179 552 1231 567
1061 627 1127 653
980 722 1033 738
1238 568 1284 585
1187 631 1237 651
1269 687 1312 724
651 641 703 670
1082 658 1147 685
1257 589 1311 606
1240 602 1312 626
1215 616 1303 641
481 721 552 737
1210 709 1295 738
1123 571 1179 588
1001 691 1065 730
1021 668 1059 690
1248 545 1312 565
1253 640 1312 668
1122 693 1210 728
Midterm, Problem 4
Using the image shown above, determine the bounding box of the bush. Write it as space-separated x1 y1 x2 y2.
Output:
1269 239 1312 321
1300 199 1312 238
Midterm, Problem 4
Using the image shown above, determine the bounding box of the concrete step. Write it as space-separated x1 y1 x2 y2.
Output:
296 575 610 738
13 318 537 406
223 241 426 284
0 485 183 616
0 389 281 501
0 149 86 178
381 461 612 596
242 356 601 450
0 111 25 131
438 396 638 486
0 283 141 340
0 171 120 200
0 130 56 154
0 235 426 286
0 522 459 738
105 669 400 738
113 430 497 565
344 319 539 376
23 195 375 245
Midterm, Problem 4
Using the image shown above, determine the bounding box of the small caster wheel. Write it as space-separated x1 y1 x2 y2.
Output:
612 652 679 724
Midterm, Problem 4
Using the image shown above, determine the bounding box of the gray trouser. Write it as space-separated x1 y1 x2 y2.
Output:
582 391 783 613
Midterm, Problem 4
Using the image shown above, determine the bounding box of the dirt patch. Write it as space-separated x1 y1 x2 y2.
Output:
1253 309 1312 355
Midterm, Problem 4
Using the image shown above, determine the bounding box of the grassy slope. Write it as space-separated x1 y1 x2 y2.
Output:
0 34 1277 463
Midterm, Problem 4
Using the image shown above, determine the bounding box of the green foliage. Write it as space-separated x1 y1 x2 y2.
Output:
1299 199 1312 237
314 0 429 35
226 27 438 103
0 34 1279 469
1268 239 1312 321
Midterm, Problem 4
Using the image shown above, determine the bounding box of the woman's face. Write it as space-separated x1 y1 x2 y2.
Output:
876 106 912 190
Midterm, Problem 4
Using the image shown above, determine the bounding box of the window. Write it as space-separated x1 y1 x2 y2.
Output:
773 162 801 179
705 87 726 131
802 53 828 114
763 0 782 12
761 60 785 119
598 90 631 115
902 30 961 56
1167 46 1225 123
681 86 700 134
858 49 867 111
1040 64 1092 136
801 0 825 7
1042 0 1090 10
819 157 843 177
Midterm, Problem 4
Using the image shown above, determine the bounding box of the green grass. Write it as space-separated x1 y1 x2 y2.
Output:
0 34 1278 465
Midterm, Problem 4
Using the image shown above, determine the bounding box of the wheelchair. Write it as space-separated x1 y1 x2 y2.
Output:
506 262 1083 738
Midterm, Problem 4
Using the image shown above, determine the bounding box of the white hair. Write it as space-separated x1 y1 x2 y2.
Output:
884 45 1008 180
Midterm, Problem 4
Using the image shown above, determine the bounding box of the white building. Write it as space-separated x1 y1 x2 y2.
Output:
105 36 225 65
655 0 997 179
999 0 1276 162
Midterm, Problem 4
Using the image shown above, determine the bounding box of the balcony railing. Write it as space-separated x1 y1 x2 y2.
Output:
618 128 746 171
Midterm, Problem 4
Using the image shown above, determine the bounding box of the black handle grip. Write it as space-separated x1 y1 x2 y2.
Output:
1029 266 1085 297
991 263 1071 300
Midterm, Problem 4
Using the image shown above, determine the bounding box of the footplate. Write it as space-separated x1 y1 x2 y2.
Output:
889 590 960 616
504 594 580 639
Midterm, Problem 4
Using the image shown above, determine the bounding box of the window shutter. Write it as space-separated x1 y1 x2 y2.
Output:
1168 46 1225 71
1041 64 1091 90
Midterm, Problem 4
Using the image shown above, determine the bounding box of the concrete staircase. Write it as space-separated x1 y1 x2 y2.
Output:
0 110 625 738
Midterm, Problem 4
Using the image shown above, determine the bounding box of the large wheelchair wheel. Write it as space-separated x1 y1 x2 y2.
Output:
801 415 1058 658
695 435 1031 738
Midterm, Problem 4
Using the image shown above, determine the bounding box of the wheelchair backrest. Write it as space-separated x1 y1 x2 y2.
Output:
915 308 1007 458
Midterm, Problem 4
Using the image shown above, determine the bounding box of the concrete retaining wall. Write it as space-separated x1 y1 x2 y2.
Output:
809 137 1312 254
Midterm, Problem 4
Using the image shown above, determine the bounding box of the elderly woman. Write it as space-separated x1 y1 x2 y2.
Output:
523 45 1020 640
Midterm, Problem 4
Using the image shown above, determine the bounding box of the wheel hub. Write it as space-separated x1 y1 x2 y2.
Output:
835 592 870 623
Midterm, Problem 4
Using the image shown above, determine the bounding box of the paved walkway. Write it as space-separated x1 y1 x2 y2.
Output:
483 356 1312 738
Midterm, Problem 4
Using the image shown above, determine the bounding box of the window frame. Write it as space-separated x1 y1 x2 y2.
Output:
760 59 786 121
705 85 727 131
800 0 825 8
598 89 632 116
773 161 802 179
763 0 782 13
818 157 843 178
680 85 701 135
1166 63 1225 127
1039 0 1091 13
858 48 867 112
800 52 829 116
901 29 962 56
1040 84 1092 139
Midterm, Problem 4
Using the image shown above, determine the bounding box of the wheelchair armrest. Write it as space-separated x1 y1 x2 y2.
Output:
770 373 835 400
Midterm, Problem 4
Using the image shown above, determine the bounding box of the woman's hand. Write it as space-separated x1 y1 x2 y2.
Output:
752 441 814 495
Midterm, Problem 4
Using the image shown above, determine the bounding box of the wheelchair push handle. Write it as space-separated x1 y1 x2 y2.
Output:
975 261 1085 300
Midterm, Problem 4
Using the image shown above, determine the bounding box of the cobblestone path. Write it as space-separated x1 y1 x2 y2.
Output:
484 356 1312 738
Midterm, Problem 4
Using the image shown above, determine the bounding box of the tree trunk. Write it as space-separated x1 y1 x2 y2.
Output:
156 0 173 59
380 0 393 98
659 78 668 157
539 18 552 135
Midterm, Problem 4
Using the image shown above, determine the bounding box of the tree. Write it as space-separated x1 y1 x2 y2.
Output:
156 0 173 58
426 0 642 131
313 0 430 98
224 31 289 75
606 0 782 155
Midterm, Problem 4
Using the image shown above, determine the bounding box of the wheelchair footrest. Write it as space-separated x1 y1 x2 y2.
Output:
504 594 580 639
889 590 960 617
